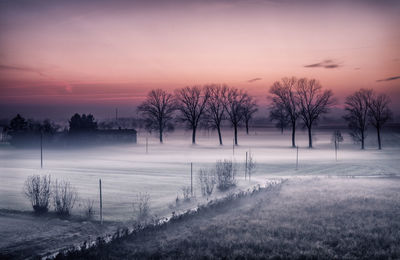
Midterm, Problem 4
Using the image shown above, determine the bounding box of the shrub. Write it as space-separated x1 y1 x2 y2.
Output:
24 174 52 213
246 152 256 179
181 186 192 201
83 199 96 220
53 179 78 216
215 160 237 191
132 192 151 224
198 168 216 197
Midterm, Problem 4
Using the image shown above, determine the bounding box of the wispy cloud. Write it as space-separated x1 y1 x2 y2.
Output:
248 77 262 83
304 59 340 69
0 64 45 77
376 76 400 82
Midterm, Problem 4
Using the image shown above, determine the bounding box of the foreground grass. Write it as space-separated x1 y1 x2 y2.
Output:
54 177 400 259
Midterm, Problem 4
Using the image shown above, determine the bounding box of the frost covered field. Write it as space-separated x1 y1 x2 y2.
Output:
0 128 399 221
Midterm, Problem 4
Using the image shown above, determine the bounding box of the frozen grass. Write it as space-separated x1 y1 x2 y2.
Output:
54 177 400 259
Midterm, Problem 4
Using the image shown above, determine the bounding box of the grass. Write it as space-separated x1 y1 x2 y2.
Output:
53 177 400 259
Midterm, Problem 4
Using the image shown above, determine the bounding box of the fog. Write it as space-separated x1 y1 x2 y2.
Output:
1 128 398 221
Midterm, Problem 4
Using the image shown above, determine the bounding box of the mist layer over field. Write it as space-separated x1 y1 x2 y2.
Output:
0 128 399 221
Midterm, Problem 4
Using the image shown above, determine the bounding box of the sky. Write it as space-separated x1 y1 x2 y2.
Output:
0 0 399 119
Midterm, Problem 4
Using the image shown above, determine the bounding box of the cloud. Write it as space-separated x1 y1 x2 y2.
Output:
304 59 340 69
248 77 262 83
376 76 400 82
0 64 45 77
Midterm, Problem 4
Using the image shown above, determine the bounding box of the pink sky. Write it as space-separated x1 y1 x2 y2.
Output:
0 0 399 118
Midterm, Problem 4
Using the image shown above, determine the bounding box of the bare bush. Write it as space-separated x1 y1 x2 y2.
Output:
83 199 96 220
181 186 192 201
132 192 151 224
246 152 256 179
24 174 52 213
53 179 78 216
198 168 216 197
215 160 237 191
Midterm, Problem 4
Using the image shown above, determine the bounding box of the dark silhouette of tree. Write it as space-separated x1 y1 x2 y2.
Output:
137 89 176 143
69 113 98 133
242 95 258 135
269 103 290 134
10 114 28 132
368 92 392 150
296 78 334 148
175 86 210 144
205 84 226 145
223 87 248 145
344 89 372 150
269 77 299 147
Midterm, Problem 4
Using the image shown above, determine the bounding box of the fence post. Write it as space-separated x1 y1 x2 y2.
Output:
99 179 103 225
232 138 235 156
296 146 299 170
191 162 193 196
40 131 43 169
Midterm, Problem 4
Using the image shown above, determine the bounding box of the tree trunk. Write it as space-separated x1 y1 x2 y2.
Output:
217 125 223 145
159 121 163 143
361 130 365 150
291 123 296 148
192 126 196 144
308 126 312 148
377 126 381 150
245 120 249 135
234 124 238 145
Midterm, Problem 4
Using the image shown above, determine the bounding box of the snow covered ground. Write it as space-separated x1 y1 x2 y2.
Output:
0 128 399 221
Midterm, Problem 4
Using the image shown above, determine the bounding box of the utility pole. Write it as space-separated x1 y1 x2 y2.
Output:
99 179 103 225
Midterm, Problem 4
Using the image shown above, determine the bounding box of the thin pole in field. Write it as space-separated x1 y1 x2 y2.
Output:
245 151 248 180
146 137 148 154
296 146 299 170
232 138 235 156
40 132 43 169
190 162 193 196
99 179 103 225
335 140 338 162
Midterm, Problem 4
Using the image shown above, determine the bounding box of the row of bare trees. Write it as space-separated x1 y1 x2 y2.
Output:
137 85 258 145
269 77 335 148
344 89 392 150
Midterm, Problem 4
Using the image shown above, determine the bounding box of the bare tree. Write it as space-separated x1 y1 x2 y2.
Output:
344 89 373 149
242 95 258 135
269 103 290 134
137 89 175 143
223 87 248 145
368 92 392 149
205 84 226 145
175 86 210 144
24 174 52 213
269 77 299 147
296 78 334 148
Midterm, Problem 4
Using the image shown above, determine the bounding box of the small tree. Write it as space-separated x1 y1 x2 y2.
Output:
223 87 248 145
246 151 256 179
331 130 344 161
269 77 299 147
215 160 237 191
368 93 392 149
269 103 290 134
137 89 176 143
175 86 210 144
24 174 52 213
242 95 258 135
53 179 78 216
296 78 334 148
198 168 216 198
205 84 226 145
344 89 372 149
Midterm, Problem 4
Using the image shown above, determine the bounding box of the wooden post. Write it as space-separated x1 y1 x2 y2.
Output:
99 179 103 225
232 138 235 156
146 137 148 154
296 146 299 170
245 151 248 180
40 132 43 169
190 162 193 196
